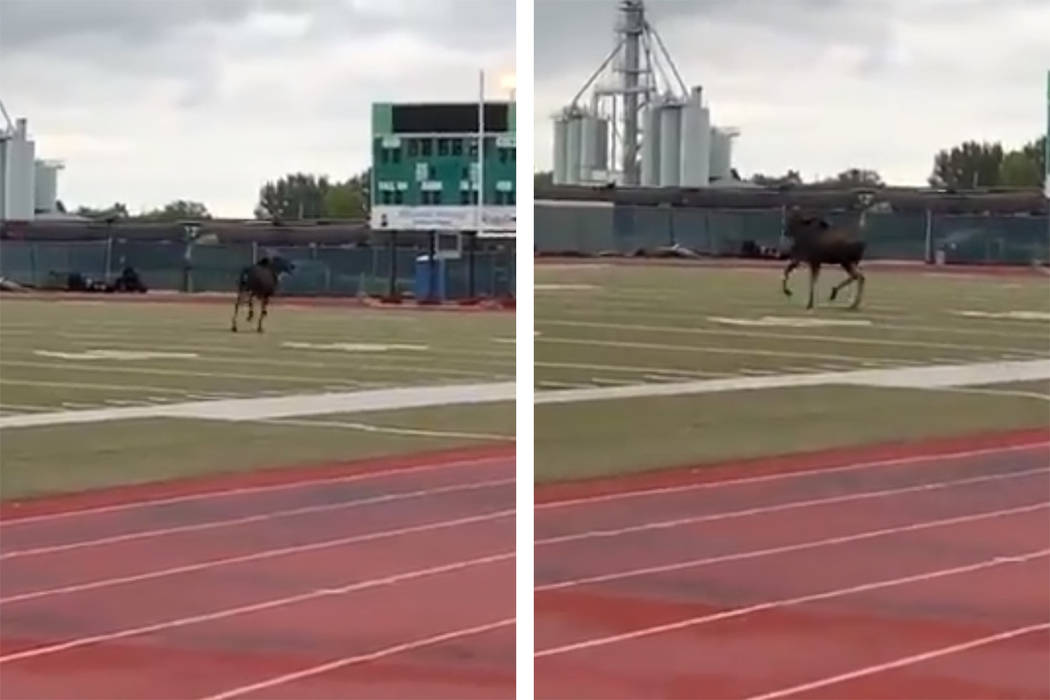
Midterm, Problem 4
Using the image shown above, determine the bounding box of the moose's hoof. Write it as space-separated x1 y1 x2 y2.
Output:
231 326 237 333
782 289 792 297
829 290 838 301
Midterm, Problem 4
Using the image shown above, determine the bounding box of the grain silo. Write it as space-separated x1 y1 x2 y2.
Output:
640 104 662 186
658 102 682 187
0 118 36 221
679 87 711 187
34 160 64 214
552 116 569 184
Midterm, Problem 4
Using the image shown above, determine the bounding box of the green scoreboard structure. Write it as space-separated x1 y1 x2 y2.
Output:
370 101 516 235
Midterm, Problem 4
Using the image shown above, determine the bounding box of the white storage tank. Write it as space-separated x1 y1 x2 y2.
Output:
579 114 599 179
34 160 62 214
658 102 682 187
565 115 583 184
641 105 661 186
552 117 568 184
680 87 711 187
709 128 733 183
593 116 610 174
2 118 36 221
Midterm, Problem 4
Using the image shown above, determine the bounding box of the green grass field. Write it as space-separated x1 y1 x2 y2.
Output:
0 298 514 499
535 263 1050 482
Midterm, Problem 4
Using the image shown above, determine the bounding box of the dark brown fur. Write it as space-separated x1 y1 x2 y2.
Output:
780 212 867 310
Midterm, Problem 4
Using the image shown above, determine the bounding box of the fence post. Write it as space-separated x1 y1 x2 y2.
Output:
251 241 258 263
104 236 114 281
387 232 398 299
924 208 933 264
467 232 476 299
427 230 437 302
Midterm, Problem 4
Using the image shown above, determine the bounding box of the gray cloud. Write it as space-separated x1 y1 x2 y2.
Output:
1 0 514 216
534 0 1049 185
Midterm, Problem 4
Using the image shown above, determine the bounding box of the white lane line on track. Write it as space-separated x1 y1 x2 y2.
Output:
746 622 1050 700
200 616 516 700
535 467 1049 545
536 502 1049 591
0 455 511 527
0 552 514 664
534 548 1050 658
2 478 515 560
0 509 514 604
535 442 1050 510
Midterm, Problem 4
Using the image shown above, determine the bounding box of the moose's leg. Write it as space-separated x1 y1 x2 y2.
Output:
781 259 800 297
829 263 856 302
849 266 866 310
246 295 255 321
806 262 821 310
231 289 244 332
257 296 269 333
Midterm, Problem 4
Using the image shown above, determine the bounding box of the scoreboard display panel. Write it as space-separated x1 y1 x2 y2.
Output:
371 100 516 233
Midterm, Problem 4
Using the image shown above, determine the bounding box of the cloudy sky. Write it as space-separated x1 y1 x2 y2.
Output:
1 0 515 217
535 0 1050 185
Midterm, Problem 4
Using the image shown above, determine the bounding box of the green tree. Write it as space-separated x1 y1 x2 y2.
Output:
323 183 367 218
998 150 1043 186
75 202 129 220
928 141 1004 188
140 199 211 221
818 168 884 189
751 170 803 187
254 173 332 220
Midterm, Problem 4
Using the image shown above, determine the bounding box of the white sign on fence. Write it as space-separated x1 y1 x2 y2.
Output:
371 205 516 232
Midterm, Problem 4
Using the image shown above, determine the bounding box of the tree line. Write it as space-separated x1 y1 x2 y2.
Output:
534 135 1047 191
68 168 372 223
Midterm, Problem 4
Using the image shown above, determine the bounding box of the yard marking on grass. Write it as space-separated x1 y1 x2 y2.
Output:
534 359 1050 406
33 349 199 361
535 469 1048 546
747 622 1050 700
537 318 1042 355
534 548 1050 658
0 378 191 394
0 454 512 526
0 381 515 429
0 553 515 664
537 501 1048 590
1 478 515 562
535 361 729 378
0 509 514 604
537 336 916 364
535 441 1050 509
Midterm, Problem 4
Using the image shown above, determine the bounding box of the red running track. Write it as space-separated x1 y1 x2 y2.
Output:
535 431 1050 699
0 446 515 699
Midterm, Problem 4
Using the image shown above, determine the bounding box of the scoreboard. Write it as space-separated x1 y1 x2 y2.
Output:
370 101 516 233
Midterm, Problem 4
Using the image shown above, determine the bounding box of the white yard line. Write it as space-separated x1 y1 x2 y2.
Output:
0 381 515 429
534 359 1050 406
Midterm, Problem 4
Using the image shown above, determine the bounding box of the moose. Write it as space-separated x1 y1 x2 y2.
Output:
780 209 867 310
231 256 295 333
